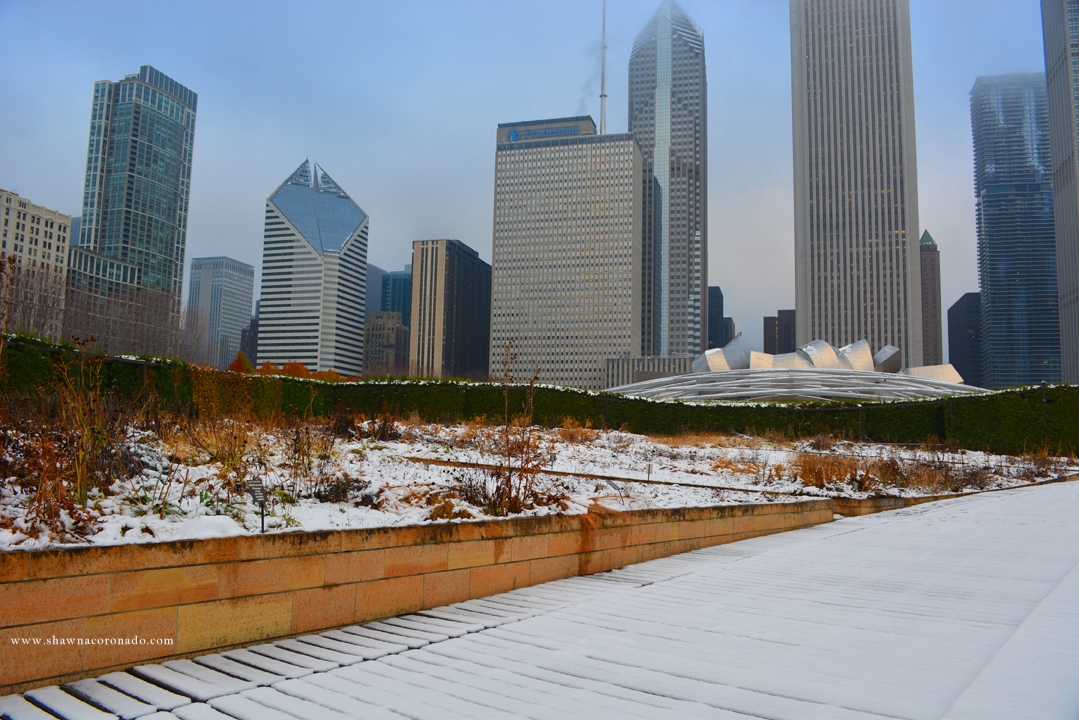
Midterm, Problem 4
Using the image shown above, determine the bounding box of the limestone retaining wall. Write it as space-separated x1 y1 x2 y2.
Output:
0 500 832 695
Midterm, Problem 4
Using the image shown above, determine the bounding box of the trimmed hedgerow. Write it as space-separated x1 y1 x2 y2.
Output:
2 338 1077 455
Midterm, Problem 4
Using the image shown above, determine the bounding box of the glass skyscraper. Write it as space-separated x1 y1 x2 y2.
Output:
971 73 1060 388
628 0 708 358
187 256 254 369
69 65 196 355
1042 0 1079 382
790 0 923 369
257 160 368 377
381 267 412 328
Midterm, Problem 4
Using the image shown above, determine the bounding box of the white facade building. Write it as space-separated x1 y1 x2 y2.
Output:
490 117 643 390
256 161 368 377
790 0 923 368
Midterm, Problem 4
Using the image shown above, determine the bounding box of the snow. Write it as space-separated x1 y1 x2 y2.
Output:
5 481 1076 718
0 419 1071 549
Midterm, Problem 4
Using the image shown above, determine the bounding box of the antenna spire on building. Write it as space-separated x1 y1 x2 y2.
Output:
600 0 607 134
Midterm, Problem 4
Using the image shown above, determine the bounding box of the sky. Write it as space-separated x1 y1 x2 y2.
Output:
0 0 1049 357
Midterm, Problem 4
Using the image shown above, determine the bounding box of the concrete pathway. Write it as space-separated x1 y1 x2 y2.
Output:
3 482 1078 719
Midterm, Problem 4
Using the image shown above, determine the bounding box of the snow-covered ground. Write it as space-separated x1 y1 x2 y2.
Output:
5 480 1078 719
0 418 1071 549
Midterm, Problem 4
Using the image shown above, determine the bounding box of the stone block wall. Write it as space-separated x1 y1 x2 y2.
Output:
0 500 833 695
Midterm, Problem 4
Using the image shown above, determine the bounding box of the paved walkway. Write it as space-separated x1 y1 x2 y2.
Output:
3 482 1078 720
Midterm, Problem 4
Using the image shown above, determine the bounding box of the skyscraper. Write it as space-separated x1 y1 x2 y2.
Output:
239 301 258 365
256 160 368 377
364 311 410 377
764 310 797 355
68 65 197 356
1042 0 1079 382
411 239 490 380
187 256 254 369
489 116 643 389
628 0 708 358
707 286 723 349
920 231 943 366
790 0 923 368
971 74 1060 388
382 266 412 328
365 263 386 322
948 292 982 387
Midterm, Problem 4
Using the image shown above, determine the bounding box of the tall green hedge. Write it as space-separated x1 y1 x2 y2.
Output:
2 338 1076 456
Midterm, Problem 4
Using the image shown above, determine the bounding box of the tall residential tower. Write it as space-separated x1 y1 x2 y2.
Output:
68 65 197 356
971 74 1060 388
790 0 922 368
1042 0 1079 382
628 0 707 357
256 161 368 377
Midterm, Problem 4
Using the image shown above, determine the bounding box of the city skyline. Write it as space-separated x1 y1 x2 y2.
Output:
0 0 1048 357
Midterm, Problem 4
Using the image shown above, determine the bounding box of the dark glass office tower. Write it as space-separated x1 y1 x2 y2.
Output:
629 0 707 358
707 286 723 349
764 310 797 355
971 73 1060 388
948 292 982 387
68 65 197 355
1042 0 1079 382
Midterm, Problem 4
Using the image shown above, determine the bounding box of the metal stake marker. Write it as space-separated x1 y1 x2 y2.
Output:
248 475 267 533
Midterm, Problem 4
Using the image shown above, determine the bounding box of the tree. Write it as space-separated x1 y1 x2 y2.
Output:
228 351 255 374
280 361 311 378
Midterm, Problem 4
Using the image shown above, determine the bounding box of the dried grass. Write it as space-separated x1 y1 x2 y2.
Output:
794 453 860 488
557 416 598 444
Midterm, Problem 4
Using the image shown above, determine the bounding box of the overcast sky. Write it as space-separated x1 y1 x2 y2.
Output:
0 0 1048 357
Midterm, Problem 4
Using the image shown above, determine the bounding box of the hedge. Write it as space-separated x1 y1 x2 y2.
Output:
2 338 1077 456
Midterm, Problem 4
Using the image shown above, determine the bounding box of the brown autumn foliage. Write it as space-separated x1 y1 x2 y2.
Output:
557 416 598 444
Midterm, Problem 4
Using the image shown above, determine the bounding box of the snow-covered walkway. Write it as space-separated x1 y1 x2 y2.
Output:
4 482 1078 719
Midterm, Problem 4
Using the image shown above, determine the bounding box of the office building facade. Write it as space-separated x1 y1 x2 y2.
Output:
791 0 923 368
69 65 197 356
971 73 1060 388
948 292 982 387
364 311 410 377
382 266 412 328
628 0 708 357
187 256 254 369
764 310 797 355
490 117 643 390
239 301 258 365
257 160 368 377
0 189 72 339
1042 0 1079 382
920 231 943 365
707 286 723 349
365 264 385 322
722 317 735 347
411 238 490 379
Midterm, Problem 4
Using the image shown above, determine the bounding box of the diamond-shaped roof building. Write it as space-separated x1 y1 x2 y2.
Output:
269 160 367 255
